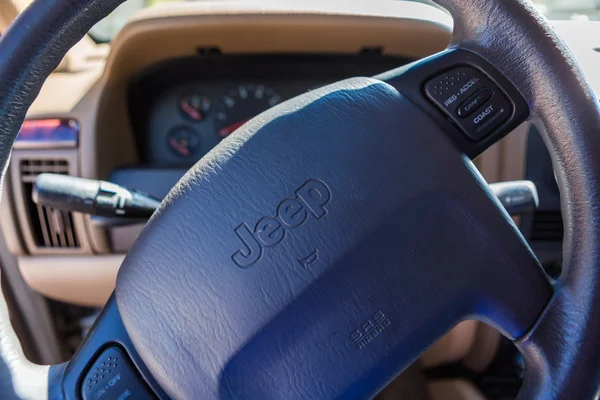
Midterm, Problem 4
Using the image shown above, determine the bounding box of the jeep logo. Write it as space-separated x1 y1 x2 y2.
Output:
232 179 331 268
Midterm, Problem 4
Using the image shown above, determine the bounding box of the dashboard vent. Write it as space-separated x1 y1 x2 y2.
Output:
530 210 563 242
19 159 79 249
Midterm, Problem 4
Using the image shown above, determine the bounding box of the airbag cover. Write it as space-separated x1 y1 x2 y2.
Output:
116 78 546 399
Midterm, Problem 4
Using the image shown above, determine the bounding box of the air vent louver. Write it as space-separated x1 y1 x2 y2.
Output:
19 159 79 249
530 210 563 242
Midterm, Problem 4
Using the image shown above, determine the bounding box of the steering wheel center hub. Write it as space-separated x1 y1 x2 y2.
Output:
114 77 548 398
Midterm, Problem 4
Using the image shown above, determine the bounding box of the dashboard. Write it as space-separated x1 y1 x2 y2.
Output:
130 55 410 166
0 3 597 392
1 0 596 327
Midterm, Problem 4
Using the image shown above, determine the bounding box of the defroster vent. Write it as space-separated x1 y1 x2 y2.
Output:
19 159 79 249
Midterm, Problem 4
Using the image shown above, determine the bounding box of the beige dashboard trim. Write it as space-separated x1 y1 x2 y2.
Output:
429 379 487 400
106 15 452 78
1 173 26 255
421 320 479 368
0 1 18 33
18 255 122 307
475 123 529 184
463 323 503 373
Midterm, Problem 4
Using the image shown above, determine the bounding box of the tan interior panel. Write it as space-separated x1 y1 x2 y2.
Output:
1 174 26 255
107 6 453 78
429 379 487 400
18 255 123 307
0 0 18 33
463 323 503 373
475 122 529 184
421 320 479 368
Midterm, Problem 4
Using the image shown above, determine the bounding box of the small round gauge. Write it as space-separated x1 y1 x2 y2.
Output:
215 84 281 139
167 126 201 158
179 93 211 121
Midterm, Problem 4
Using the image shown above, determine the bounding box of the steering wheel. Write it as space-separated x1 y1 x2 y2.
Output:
1 0 600 399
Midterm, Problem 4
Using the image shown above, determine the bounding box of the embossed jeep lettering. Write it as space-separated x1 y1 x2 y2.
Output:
232 179 331 268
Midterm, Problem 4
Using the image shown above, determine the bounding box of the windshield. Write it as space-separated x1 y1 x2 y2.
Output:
88 0 600 42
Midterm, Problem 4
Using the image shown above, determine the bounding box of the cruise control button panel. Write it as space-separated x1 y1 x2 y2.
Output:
81 346 155 400
425 66 513 141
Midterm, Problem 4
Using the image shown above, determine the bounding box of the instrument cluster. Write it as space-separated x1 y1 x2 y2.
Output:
146 80 321 165
133 54 410 166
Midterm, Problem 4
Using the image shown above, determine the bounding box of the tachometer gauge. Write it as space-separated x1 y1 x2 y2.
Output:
179 93 211 121
167 126 201 158
215 85 281 139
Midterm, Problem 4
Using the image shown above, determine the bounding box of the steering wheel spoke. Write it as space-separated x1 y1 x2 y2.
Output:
378 48 531 160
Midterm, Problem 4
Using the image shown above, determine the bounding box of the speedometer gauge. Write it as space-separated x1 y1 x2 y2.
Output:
215 84 281 139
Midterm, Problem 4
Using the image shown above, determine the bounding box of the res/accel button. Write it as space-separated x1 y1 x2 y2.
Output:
457 87 492 118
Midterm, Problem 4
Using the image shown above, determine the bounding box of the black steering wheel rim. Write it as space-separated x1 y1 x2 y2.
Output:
0 1 599 399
